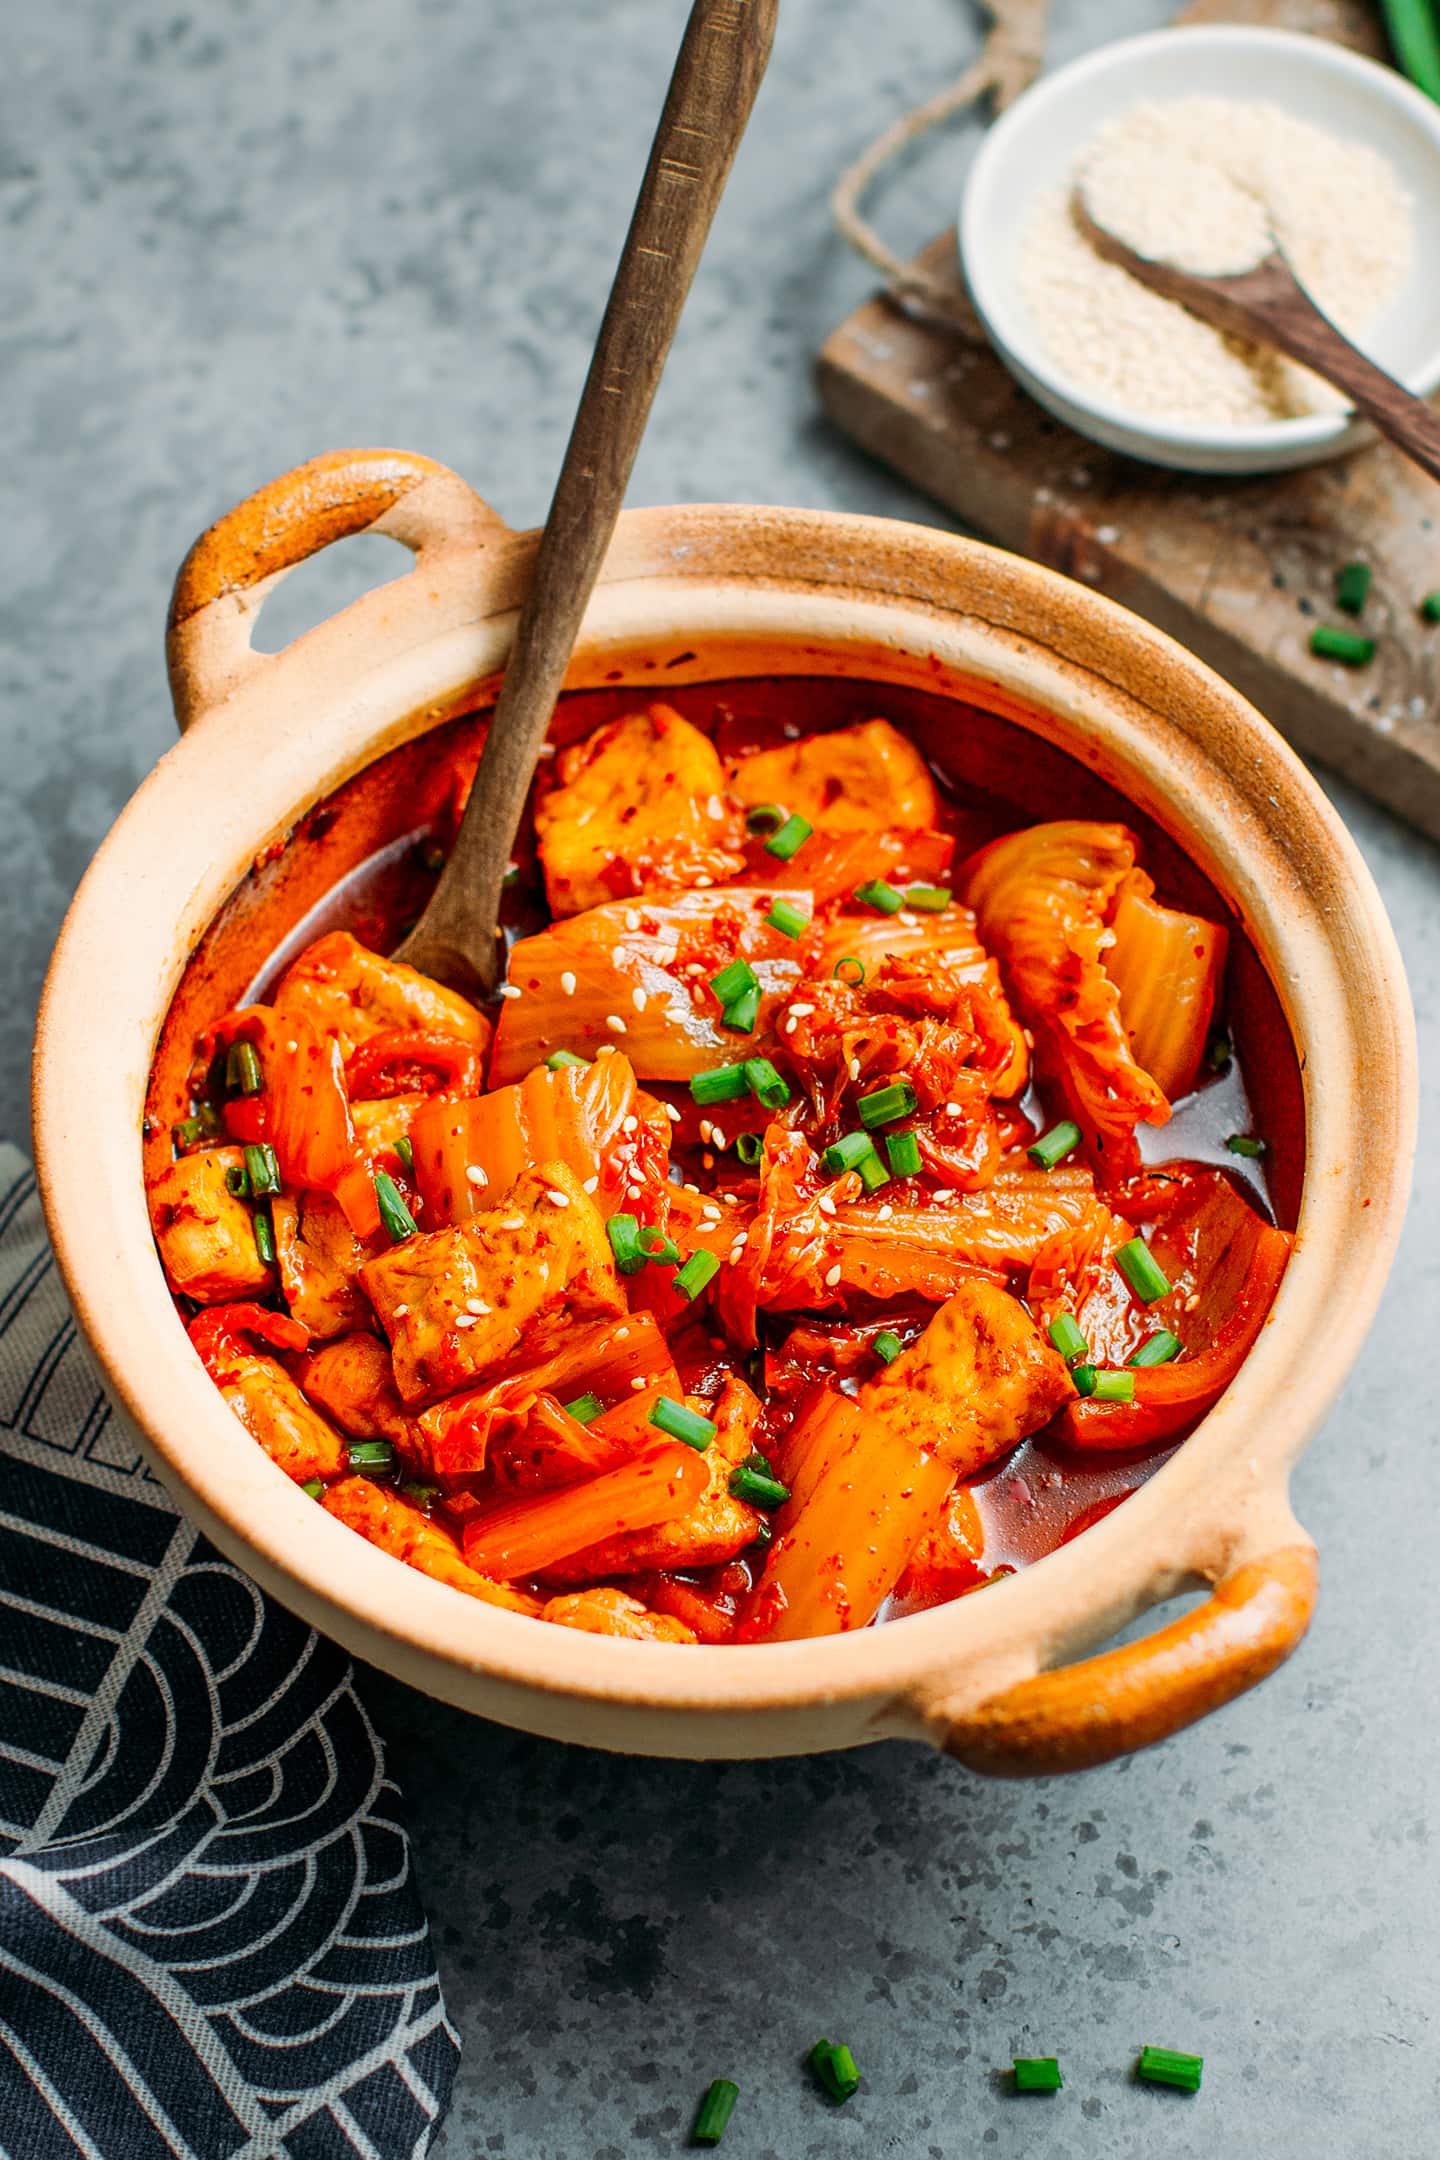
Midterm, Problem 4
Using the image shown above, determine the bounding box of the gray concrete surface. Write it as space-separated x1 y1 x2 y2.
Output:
3 1 1435 2154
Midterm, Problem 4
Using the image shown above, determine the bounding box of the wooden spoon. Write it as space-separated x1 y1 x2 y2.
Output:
394 0 778 997
1074 195 1440 483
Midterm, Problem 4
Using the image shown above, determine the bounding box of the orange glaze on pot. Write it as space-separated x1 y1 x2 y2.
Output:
143 680 1304 1646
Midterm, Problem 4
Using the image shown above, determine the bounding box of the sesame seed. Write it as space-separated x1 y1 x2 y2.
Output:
693 875 714 888
706 794 725 819
683 1182 700 1195
730 1230 748 1248
877 1203 894 1220
606 1015 627 1033
465 1164 489 1186
465 1297 487 1315
664 1103 682 1123
710 1126 727 1149
561 971 577 996
898 910 918 926
824 1263 842 1288
631 1375 649 1389
497 984 522 999
632 987 648 1013
455 1314 476 1329
817 1194 837 1217
784 1018 798 1035
393 1304 409 1317
701 1204 722 1222
622 1114 639 1134
285 1039 299 1054
848 1057 861 1081
582 1175 599 1194
596 1043 615 1057
699 1118 713 1144
685 962 706 977
500 1214 525 1230
944 1102 960 1117
625 910 641 931
789 1003 815 1017
546 1189 570 1207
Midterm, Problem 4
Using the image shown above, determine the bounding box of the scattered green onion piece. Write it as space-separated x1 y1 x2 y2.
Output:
1028 1120 1082 1169
374 1172 418 1244
691 2078 740 2147
1206 1031 1233 1072
226 1040 263 1096
1090 1369 1136 1403
764 812 813 862
172 1117 205 1152
1378 0 1440 101
225 1163 250 1198
823 1130 876 1174
244 1142 281 1198
1137 2045 1203 2093
690 1063 751 1105
808 2039 861 2105
728 1464 790 1507
744 1056 791 1110
857 1081 918 1130
856 1146 890 1192
1225 1132 1267 1157
853 877 904 915
1423 590 1440 623
607 1213 646 1274
348 1439 396 1474
637 1225 682 1267
885 1129 922 1177
253 1207 276 1267
1310 624 1375 666
673 1249 721 1301
735 1131 764 1166
1335 561 1372 615
710 959 758 1007
1129 1329 1182 1368
720 986 760 1033
905 884 952 912
873 1329 903 1365
301 1479 325 1500
1116 1235 1171 1304
173 1105 222 1150
1047 1312 1089 1365
546 1049 590 1070
563 1392 604 1425
394 1135 415 1174
1072 1364 1099 1397
1013 2057 1063 2093
401 1480 441 1511
765 897 809 940
648 1396 716 1451
833 955 866 987
745 802 788 835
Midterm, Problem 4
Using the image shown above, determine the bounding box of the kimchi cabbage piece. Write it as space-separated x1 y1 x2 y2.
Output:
150 705 1287 1645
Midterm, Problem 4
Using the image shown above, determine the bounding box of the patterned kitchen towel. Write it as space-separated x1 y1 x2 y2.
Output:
0 1146 459 2159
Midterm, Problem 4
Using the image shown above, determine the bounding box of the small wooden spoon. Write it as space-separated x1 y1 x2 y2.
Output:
395 0 778 997
1075 195 1440 483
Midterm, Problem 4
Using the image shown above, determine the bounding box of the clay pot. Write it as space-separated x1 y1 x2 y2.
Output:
32 450 1416 1770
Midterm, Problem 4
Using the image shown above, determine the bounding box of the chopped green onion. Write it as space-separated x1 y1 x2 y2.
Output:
720 986 760 1033
607 1213 646 1274
348 1439 396 1473
1379 0 1440 100
823 1130 875 1174
853 877 904 915
648 1396 716 1451
1137 2046 1203 2093
729 1464 790 1507
745 802 788 835
765 897 809 940
1225 1132 1267 1157
253 1207 276 1267
905 884 952 911
1129 1329 1182 1368
735 1131 764 1166
1423 591 1440 623
710 959 758 1007
1310 623 1375 666
546 1049 590 1070
764 812 813 862
744 1057 791 1110
1072 1364 1099 1397
1335 561 1372 615
375 1172 418 1243
1206 1031 1232 1072
808 2039 861 2105
856 1147 890 1192
225 1040 263 1097
637 1225 682 1267
673 1249 721 1301
873 1329 903 1365
394 1136 415 1174
1090 1369 1135 1403
401 1480 441 1510
690 1063 751 1105
1013 2057 1063 2093
301 1478 325 1500
173 1105 222 1150
1047 1312 1089 1365
1028 1120 1082 1169
885 1130 922 1176
563 1392 604 1425
243 1142 281 1198
857 1081 918 1129
1116 1235 1171 1303
692 2078 740 2146
225 1163 249 1198
833 955 865 987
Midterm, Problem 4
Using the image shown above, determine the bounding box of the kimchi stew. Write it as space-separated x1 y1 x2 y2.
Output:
147 701 1293 1646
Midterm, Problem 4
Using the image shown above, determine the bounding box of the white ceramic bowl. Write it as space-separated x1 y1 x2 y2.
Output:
960 26 1440 475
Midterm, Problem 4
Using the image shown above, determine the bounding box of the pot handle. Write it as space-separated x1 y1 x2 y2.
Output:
923 1542 1317 1778
166 448 511 731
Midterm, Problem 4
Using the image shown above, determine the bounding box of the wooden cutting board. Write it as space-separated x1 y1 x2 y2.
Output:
816 0 1440 839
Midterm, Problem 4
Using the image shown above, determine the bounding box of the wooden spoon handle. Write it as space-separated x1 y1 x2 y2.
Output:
397 0 778 994
1241 289 1440 485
